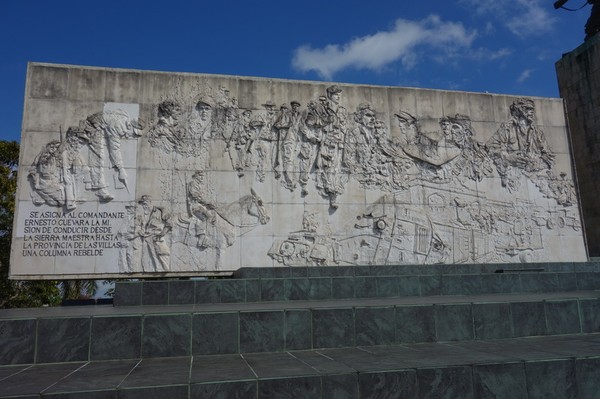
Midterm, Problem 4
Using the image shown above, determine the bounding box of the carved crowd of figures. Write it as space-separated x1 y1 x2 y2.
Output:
141 86 575 209
26 83 580 271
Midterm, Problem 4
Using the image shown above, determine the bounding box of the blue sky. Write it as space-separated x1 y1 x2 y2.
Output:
0 0 590 142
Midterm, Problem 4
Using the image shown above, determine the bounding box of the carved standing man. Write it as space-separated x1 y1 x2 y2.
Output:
256 101 278 181
133 195 171 272
228 109 254 176
59 127 91 211
315 85 349 208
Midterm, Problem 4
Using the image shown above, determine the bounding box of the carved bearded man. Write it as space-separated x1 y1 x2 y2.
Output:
489 98 554 191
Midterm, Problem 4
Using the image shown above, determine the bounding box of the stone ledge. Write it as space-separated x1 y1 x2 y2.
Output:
114 265 600 306
1 291 599 366
1 334 599 398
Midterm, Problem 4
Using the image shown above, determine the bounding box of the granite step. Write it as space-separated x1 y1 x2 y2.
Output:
1 290 599 366
114 262 600 306
1 333 599 398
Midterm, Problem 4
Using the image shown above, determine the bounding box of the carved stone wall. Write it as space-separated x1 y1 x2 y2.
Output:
557 34 600 257
10 63 587 279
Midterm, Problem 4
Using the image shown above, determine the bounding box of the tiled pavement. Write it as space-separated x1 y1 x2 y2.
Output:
2 334 600 398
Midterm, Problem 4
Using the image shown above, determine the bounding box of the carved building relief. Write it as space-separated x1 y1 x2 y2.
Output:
11 64 588 279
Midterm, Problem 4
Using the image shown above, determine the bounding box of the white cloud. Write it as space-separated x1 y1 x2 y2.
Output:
467 47 513 61
460 0 556 37
517 69 534 83
460 0 503 15
506 0 557 37
292 15 476 80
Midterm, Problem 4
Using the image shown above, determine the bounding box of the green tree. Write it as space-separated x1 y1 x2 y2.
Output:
0 140 61 308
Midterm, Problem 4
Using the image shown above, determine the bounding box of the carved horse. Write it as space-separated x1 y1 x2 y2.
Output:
217 188 269 233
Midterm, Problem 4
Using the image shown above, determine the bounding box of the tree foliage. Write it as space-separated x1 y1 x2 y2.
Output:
0 140 62 308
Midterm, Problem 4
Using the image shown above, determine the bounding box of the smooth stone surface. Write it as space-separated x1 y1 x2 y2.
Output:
141 281 168 305
545 300 581 335
322 373 359 399
114 282 141 306
141 314 191 357
258 376 321 399
417 366 474 399
190 354 255 383
284 310 312 350
580 298 600 333
575 357 600 399
511 301 546 337
435 304 474 341
525 359 577 399
119 357 191 387
355 306 395 346
244 352 316 378
473 302 512 339
192 312 239 355
0 363 84 396
0 319 36 365
358 370 418 399
36 317 90 363
168 280 195 305
395 305 436 343
473 362 527 399
260 279 285 302
220 280 246 303
191 380 257 399
312 308 355 349
90 316 142 360
239 311 284 353
43 360 138 394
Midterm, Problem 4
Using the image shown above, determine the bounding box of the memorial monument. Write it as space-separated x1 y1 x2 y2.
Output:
3 62 600 399
556 1 600 256
10 63 587 279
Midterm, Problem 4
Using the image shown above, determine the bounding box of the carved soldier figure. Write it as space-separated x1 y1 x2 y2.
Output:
427 114 493 183
274 101 303 190
227 109 254 176
189 99 213 141
82 109 144 201
273 103 292 179
298 100 325 195
29 140 63 206
133 195 171 272
394 111 419 147
315 85 349 208
346 103 377 169
59 127 91 211
489 98 554 191
117 203 137 273
148 100 184 153
255 101 279 181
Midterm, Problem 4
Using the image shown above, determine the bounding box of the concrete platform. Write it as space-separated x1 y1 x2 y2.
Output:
2 263 600 397
1 334 599 398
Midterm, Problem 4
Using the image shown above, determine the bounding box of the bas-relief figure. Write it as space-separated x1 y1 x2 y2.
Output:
24 76 584 274
28 109 143 210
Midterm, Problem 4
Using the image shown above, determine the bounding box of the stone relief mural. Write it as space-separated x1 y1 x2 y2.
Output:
28 109 144 210
12 66 586 278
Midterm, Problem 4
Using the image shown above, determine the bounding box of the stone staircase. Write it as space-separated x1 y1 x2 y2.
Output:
1 262 600 398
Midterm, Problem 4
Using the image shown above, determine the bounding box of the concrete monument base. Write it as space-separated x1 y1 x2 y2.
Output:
1 261 600 397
